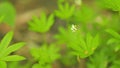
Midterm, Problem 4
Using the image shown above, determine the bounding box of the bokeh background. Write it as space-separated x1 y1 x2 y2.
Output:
0 0 120 68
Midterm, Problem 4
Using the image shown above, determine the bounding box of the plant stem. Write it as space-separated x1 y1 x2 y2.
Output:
41 33 47 44
78 59 86 68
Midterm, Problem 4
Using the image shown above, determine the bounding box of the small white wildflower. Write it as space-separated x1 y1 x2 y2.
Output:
71 24 77 32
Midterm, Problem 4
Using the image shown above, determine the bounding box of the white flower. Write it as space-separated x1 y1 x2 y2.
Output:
71 24 77 32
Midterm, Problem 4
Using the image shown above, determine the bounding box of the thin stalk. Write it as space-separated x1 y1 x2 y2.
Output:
41 33 47 44
77 57 86 68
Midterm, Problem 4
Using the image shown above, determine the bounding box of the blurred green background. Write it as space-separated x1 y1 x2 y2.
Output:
0 0 120 68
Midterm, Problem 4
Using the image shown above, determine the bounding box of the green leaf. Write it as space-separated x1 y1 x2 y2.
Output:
0 61 7 68
107 38 118 45
73 5 95 23
0 2 16 27
98 0 120 11
106 29 120 40
0 31 13 53
46 14 54 30
30 48 40 60
92 34 99 50
1 55 26 61
86 33 93 50
0 31 26 67
30 44 60 65
28 12 54 33
55 3 75 20
56 27 100 58
87 50 108 68
0 42 25 57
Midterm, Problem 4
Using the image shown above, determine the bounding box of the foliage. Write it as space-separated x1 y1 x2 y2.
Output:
95 15 109 27
1 0 120 68
0 2 16 27
28 12 54 33
55 3 75 20
97 0 120 11
30 44 60 68
55 27 100 58
87 29 120 68
87 50 108 68
87 45 117 68
108 14 120 31
106 29 120 51
73 5 95 23
110 60 120 68
70 33 100 58
8 61 31 68
0 31 26 68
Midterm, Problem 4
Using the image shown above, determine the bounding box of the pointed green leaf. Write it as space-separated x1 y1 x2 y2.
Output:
92 34 99 50
55 3 75 20
28 12 54 33
1 55 26 61
0 31 13 53
47 14 54 29
99 0 120 11
59 4 64 12
79 38 87 50
107 38 118 45
0 42 25 57
86 33 93 50
106 29 120 40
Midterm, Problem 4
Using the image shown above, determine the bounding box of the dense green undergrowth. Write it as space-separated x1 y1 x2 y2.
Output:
0 0 120 68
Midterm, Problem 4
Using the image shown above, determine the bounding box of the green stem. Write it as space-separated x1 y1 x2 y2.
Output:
77 57 86 68
41 33 47 44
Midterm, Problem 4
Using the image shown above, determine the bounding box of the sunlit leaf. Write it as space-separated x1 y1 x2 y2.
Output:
0 31 13 54
55 3 75 20
1 55 25 61
28 12 54 33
